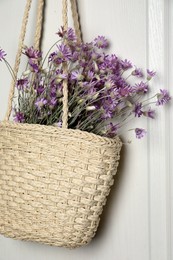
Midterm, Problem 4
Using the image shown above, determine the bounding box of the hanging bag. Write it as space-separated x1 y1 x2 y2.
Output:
0 0 122 248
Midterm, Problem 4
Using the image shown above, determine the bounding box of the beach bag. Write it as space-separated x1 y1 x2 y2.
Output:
0 0 122 248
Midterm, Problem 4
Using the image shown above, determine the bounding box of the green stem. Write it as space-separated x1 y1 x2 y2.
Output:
4 59 16 80
41 40 61 67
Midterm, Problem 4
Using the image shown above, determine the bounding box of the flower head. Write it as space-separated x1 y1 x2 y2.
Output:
29 59 39 72
94 36 108 49
14 112 25 123
66 28 77 42
132 67 143 78
120 59 132 70
143 108 155 119
16 78 28 90
135 81 149 94
133 103 143 117
135 128 147 139
36 85 45 94
57 44 72 61
0 48 6 61
49 97 57 109
71 70 84 81
57 26 66 38
54 121 62 128
24 46 42 59
147 69 156 80
106 122 119 137
156 89 171 106
35 98 47 110
119 85 133 97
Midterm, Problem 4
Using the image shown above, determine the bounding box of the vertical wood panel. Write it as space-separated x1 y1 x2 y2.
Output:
148 0 171 259
168 0 173 259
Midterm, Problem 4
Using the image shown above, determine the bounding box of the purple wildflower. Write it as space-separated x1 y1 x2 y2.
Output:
105 79 115 89
24 46 42 59
9 27 171 139
135 128 147 139
56 69 68 79
101 107 114 119
143 108 155 119
57 44 72 60
120 59 132 70
132 67 143 78
49 97 57 109
119 85 133 97
94 36 108 49
147 69 156 80
71 70 84 81
101 96 118 119
67 28 77 42
49 52 57 62
0 48 6 61
71 51 80 62
35 98 47 110
135 81 148 94
16 78 28 90
87 70 95 80
91 51 101 61
133 103 143 117
14 112 25 123
57 26 66 38
54 121 62 128
156 89 171 106
106 122 119 137
29 59 39 72
37 85 45 94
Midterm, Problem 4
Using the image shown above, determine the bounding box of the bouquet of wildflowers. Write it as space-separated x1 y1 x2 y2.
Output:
0 27 171 139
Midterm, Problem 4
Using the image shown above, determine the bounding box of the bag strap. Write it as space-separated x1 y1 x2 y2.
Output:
62 0 82 128
5 0 82 128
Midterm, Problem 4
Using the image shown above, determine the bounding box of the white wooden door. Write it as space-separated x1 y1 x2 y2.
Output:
0 0 172 259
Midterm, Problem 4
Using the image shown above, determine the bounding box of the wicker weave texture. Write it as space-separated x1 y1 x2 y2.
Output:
0 122 122 248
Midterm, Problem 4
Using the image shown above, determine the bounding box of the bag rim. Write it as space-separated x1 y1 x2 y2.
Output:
0 121 122 146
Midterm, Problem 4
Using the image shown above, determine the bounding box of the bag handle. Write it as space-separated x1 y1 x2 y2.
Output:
5 0 82 129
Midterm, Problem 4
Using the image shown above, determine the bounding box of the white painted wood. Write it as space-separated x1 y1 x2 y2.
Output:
147 0 172 259
168 0 173 259
0 0 172 259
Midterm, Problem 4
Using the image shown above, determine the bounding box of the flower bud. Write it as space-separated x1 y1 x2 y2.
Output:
86 105 96 111
55 78 62 84
56 90 63 97
126 100 133 107
92 93 99 100
105 82 112 89
41 68 48 74
87 125 94 129
22 70 31 76
100 129 107 135
77 99 84 104
93 61 98 72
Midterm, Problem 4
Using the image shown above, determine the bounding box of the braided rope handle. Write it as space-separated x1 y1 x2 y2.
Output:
70 0 82 43
4 0 82 129
62 0 68 128
34 0 44 50
62 0 82 128
5 0 44 121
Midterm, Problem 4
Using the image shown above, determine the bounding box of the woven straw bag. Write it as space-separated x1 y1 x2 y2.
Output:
0 0 122 248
